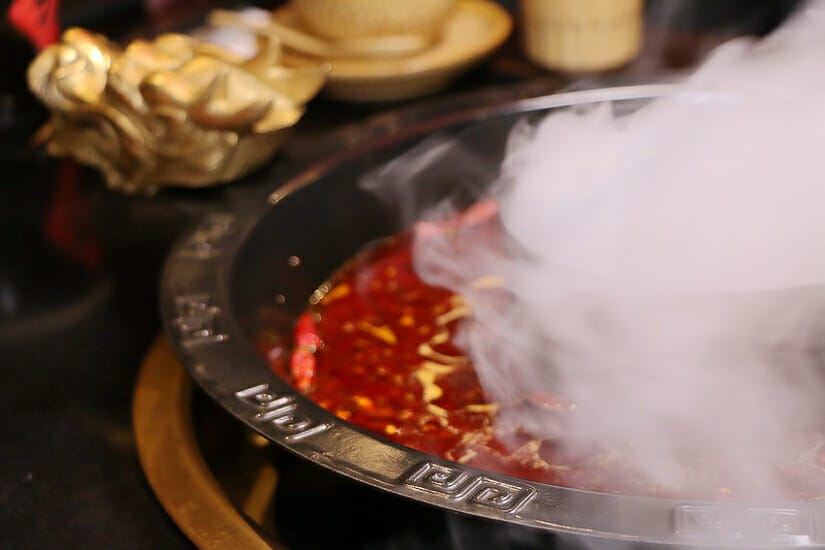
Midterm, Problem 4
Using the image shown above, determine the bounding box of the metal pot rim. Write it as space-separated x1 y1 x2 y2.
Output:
161 84 825 548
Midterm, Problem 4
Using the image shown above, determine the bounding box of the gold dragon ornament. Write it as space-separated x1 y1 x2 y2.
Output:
27 16 326 194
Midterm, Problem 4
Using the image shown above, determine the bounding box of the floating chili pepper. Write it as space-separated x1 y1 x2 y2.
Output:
290 312 319 391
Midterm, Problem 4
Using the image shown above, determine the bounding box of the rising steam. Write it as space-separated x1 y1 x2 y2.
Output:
366 3 825 498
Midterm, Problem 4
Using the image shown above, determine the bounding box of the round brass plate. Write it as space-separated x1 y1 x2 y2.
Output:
133 337 278 549
274 0 513 101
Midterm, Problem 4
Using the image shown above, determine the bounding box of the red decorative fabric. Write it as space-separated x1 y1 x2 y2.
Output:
7 0 60 50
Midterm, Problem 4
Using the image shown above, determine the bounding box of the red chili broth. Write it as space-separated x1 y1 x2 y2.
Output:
258 233 825 500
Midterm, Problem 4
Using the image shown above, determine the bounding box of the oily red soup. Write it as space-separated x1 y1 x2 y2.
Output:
257 231 825 500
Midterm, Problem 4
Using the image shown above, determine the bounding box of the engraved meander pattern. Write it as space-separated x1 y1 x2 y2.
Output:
236 384 331 442
178 214 236 260
171 214 236 346
404 462 536 514
173 294 228 346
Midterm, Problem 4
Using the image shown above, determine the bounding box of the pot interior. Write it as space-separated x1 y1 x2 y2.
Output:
230 112 524 335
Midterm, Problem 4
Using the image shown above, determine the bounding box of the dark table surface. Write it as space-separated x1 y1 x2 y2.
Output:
0 1 796 547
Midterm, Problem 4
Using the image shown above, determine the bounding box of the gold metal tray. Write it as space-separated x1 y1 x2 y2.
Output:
133 337 279 549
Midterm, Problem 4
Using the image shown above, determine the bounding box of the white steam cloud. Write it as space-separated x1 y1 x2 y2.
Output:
368 3 825 498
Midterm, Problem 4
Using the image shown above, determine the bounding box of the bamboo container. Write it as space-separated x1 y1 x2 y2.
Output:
521 0 643 72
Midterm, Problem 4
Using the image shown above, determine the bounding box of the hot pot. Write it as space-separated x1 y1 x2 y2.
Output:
161 84 825 548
